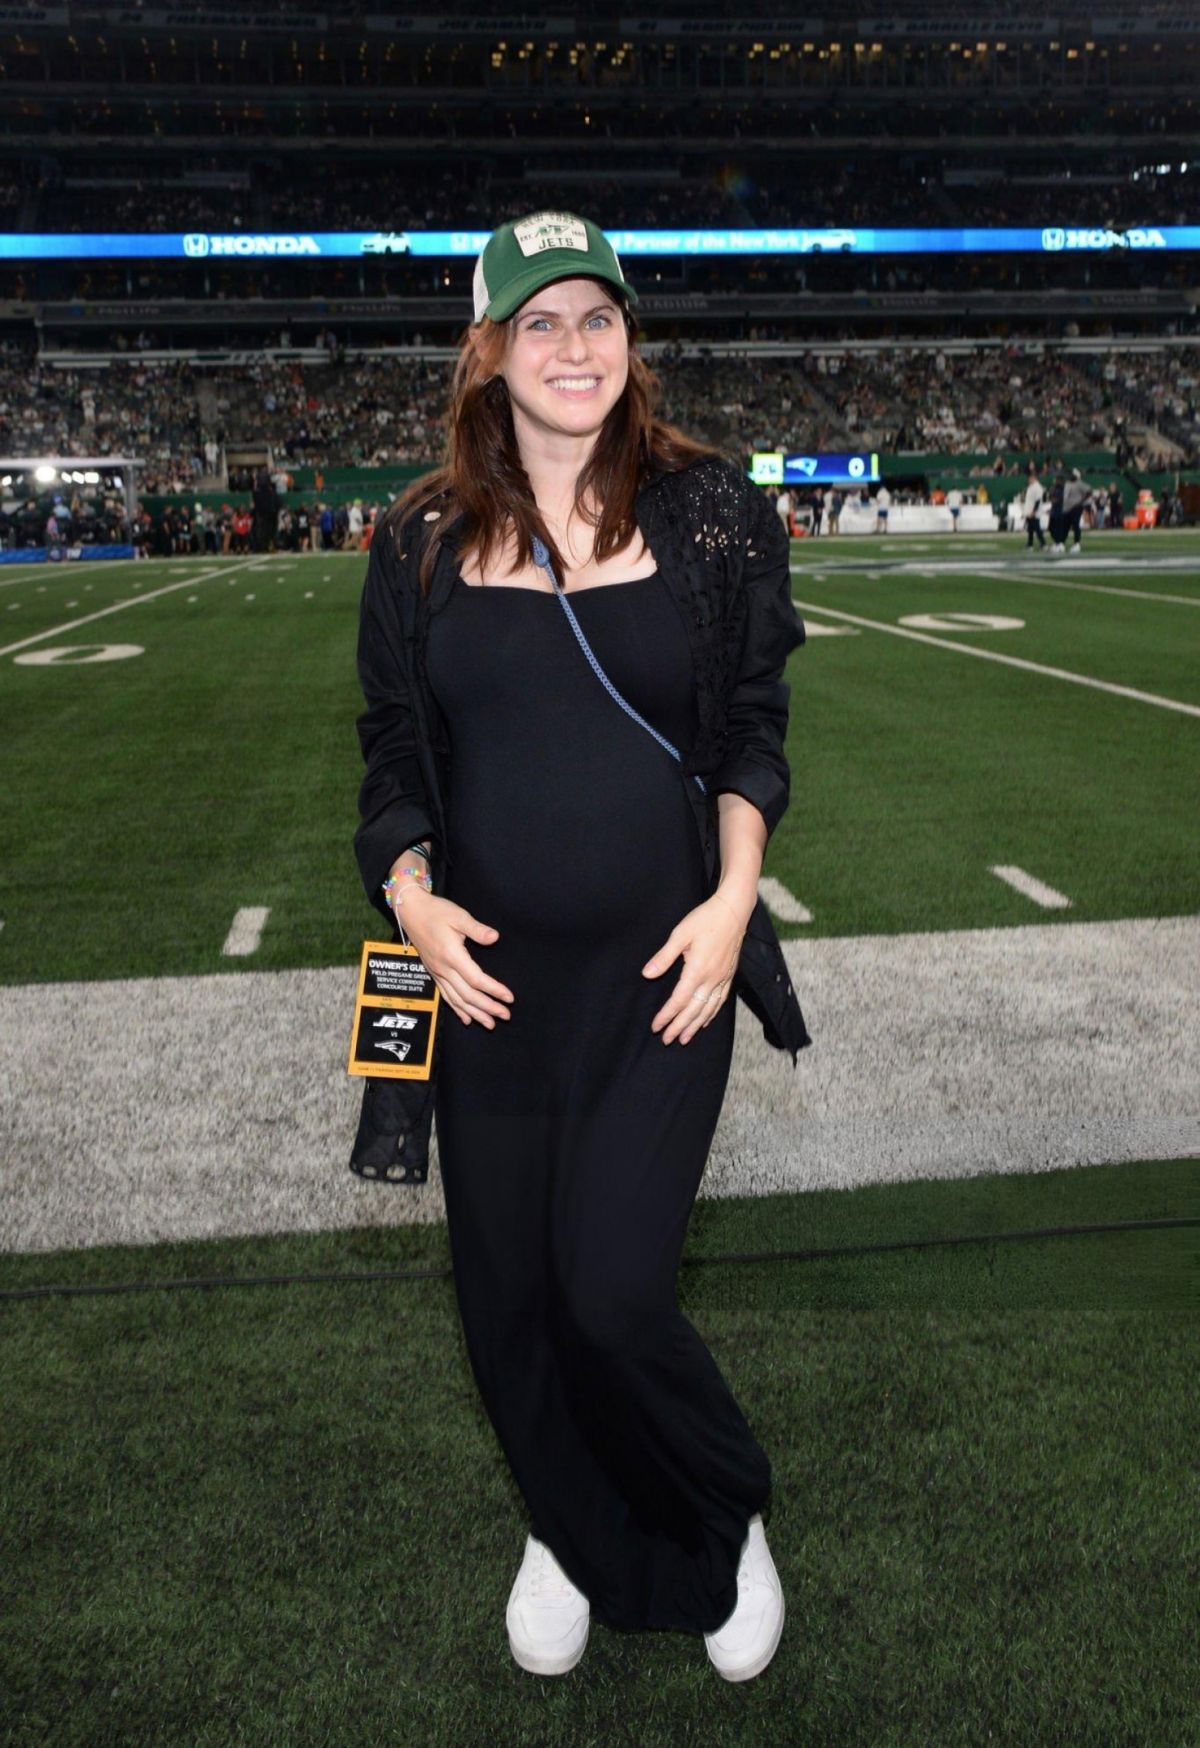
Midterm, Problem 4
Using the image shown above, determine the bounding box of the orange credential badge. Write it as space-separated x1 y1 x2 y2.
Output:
347 940 441 1080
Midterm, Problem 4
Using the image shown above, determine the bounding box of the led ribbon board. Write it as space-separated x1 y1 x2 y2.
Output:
2 227 1196 262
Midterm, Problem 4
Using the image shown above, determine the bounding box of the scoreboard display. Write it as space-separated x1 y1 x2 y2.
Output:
750 452 881 486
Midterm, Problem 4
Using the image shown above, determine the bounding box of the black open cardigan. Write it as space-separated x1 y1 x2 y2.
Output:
351 453 812 1182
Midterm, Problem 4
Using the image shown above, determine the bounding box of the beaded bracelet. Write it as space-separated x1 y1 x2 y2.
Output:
383 866 431 903
383 870 430 894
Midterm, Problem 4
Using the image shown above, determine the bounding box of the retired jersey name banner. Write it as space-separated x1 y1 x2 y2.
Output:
347 941 441 1081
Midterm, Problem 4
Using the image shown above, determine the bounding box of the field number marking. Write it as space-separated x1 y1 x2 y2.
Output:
789 596 1200 719
798 616 860 637
899 612 1024 633
14 643 143 666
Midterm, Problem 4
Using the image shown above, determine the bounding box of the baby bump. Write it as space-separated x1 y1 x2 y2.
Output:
444 754 706 947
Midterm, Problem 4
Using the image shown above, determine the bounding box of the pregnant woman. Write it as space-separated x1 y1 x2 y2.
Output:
353 211 806 1680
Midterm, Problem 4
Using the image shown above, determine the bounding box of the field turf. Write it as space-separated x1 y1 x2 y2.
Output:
1 528 1196 1744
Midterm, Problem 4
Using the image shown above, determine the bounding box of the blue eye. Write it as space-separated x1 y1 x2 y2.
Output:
527 314 611 331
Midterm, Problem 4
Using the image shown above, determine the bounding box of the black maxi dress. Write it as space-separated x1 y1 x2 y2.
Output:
425 566 772 1636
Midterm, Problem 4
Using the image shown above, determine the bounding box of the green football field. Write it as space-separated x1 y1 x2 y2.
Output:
1 529 1197 1743
1 528 1196 982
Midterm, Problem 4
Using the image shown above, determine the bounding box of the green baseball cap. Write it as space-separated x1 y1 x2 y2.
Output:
472 210 639 324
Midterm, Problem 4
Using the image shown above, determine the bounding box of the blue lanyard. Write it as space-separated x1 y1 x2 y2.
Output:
530 534 708 797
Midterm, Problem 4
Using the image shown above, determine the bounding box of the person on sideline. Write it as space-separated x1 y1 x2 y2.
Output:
1023 470 1046 550
353 211 806 1684
1048 473 1067 555
774 485 793 537
1062 468 1092 554
947 485 963 532
873 482 891 533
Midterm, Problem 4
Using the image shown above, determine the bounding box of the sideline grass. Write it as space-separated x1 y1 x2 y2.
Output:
3 1164 1197 1745
2 1156 1196 1309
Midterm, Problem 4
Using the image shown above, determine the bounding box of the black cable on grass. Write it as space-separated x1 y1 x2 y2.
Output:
2 1217 1197 1301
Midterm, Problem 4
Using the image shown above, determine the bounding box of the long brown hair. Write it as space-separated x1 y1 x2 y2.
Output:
381 280 731 596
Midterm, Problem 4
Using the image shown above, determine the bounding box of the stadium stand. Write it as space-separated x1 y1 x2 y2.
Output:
2 3 1198 543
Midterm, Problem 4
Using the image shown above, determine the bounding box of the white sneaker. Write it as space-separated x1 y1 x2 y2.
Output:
505 1534 590 1675
1051 543 1066 555
1067 543 1082 555
704 1513 785 1682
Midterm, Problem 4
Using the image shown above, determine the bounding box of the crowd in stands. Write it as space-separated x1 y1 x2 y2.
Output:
13 150 1197 238
746 162 951 229
9 253 1196 340
3 340 1199 484
16 85 1198 152
1075 347 1200 458
807 346 1137 454
937 162 1197 229
208 353 449 467
268 165 497 232
483 177 746 230
0 347 206 492
7 242 1192 323
44 185 248 233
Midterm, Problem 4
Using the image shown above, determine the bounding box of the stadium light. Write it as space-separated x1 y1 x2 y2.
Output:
35 464 57 482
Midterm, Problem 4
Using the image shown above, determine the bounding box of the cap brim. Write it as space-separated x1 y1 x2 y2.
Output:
484 261 638 323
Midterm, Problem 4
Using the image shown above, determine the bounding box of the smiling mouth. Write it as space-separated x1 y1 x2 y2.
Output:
546 376 602 395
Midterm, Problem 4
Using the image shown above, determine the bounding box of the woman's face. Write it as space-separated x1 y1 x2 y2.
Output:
498 275 629 445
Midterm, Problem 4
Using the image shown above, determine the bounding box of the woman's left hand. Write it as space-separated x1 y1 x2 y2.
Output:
641 889 749 1045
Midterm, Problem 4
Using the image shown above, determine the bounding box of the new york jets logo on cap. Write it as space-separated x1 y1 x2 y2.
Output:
512 213 590 257
472 209 639 324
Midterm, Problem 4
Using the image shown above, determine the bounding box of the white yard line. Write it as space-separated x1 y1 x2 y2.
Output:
965 569 1200 608
794 554 1200 586
0 556 147 591
990 866 1073 909
221 907 271 956
759 876 813 923
0 557 262 660
791 596 1200 719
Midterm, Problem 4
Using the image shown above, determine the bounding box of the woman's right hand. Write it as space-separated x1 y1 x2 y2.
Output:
390 886 513 1028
